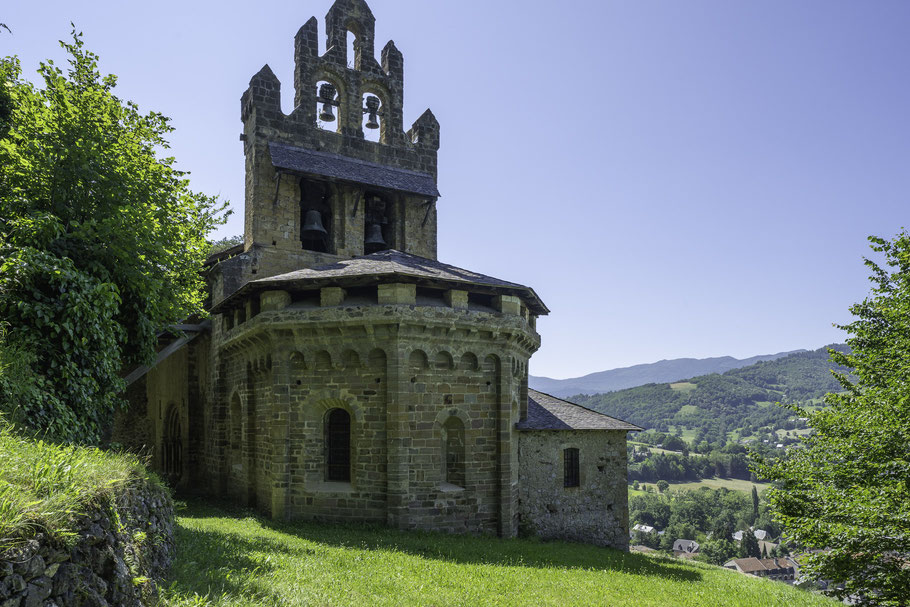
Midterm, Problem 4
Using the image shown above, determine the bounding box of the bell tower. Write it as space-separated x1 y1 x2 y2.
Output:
234 0 441 294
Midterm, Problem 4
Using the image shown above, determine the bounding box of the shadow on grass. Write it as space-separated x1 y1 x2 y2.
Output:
168 497 702 593
163 524 304 604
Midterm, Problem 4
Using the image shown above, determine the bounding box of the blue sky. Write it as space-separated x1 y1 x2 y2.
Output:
4 1 908 378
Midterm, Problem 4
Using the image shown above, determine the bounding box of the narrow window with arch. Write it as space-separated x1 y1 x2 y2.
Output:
564 448 580 488
163 406 182 481
230 395 242 455
326 408 351 482
347 29 358 69
442 416 466 487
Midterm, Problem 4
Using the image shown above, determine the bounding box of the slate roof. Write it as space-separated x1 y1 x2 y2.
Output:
212 250 548 315
517 390 642 432
728 557 797 575
269 142 440 197
732 558 766 573
673 539 700 553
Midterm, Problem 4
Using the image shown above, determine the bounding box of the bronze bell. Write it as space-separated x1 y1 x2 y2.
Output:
319 83 337 122
364 95 381 130
364 223 387 248
302 209 328 238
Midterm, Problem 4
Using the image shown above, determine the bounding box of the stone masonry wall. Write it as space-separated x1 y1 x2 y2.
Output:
201 296 537 536
518 430 630 550
0 479 174 607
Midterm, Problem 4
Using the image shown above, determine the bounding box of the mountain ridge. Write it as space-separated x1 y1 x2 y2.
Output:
572 344 849 443
531 350 806 398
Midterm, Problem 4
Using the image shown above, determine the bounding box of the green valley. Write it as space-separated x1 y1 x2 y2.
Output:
574 345 849 446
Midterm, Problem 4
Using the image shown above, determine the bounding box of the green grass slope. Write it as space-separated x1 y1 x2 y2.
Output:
161 500 837 607
0 421 153 550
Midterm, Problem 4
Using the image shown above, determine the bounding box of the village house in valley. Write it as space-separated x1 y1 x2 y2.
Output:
116 0 640 549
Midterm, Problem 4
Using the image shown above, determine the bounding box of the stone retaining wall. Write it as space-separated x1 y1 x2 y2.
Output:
0 479 174 607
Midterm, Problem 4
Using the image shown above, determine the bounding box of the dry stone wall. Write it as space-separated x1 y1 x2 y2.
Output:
0 479 174 607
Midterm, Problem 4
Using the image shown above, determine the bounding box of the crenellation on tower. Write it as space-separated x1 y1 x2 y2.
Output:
325 0 377 68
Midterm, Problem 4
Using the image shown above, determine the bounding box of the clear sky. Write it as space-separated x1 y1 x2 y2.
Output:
4 1 908 379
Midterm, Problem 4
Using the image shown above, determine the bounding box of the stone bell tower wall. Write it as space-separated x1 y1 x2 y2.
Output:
234 0 440 293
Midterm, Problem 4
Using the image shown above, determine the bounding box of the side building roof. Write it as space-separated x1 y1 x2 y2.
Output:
518 389 642 432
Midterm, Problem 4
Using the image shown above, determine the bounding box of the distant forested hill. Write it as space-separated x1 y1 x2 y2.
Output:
572 345 849 444
530 350 802 397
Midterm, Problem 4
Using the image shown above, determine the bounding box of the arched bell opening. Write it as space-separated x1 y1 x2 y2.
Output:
364 192 392 254
162 404 184 485
300 178 333 253
316 79 342 133
362 93 383 143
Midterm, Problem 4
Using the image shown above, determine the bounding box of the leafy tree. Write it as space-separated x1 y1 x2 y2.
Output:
656 480 669 493
209 234 244 257
661 434 687 452
699 538 736 565
760 231 910 606
0 31 225 443
738 529 760 559
751 485 759 522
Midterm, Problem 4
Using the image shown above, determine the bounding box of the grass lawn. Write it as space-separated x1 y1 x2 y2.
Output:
628 441 679 455
160 500 835 607
635 478 771 494
670 382 697 393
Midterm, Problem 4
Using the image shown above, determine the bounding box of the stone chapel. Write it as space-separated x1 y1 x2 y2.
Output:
116 0 640 550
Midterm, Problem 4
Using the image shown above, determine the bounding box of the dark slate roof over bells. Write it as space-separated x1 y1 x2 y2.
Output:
518 389 642 431
212 250 548 315
269 142 440 198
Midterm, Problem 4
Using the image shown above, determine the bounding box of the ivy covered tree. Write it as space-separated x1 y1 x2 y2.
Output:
0 31 226 443
760 231 910 606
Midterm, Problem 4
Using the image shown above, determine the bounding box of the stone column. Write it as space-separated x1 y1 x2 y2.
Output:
269 348 293 520
495 354 518 537
385 327 410 528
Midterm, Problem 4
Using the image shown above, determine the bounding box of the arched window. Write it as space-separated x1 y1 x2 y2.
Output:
564 448 580 488
442 417 465 487
326 408 351 482
163 405 182 481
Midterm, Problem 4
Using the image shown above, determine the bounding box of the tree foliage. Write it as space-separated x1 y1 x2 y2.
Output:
760 231 910 606
0 31 226 443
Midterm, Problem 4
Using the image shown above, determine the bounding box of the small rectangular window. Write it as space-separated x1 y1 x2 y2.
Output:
564 448 580 488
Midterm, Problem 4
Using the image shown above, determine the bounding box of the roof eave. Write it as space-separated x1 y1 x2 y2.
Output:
211 270 548 315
